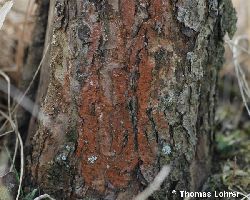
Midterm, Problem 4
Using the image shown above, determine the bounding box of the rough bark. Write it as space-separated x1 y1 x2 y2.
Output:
27 0 236 199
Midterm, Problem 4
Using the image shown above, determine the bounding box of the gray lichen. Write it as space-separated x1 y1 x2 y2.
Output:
55 143 75 163
162 144 172 155
44 143 77 198
87 155 98 164
176 0 206 31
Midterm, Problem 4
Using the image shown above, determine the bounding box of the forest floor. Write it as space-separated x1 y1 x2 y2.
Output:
202 75 250 199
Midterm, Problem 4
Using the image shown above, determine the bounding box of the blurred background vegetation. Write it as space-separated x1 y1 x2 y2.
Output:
205 0 250 198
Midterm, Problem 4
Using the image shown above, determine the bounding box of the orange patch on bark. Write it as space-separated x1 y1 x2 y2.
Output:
136 48 158 168
150 0 163 21
120 0 135 35
77 29 139 191
77 68 139 191
76 0 172 193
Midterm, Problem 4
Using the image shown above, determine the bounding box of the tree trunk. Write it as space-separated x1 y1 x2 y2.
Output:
27 0 236 199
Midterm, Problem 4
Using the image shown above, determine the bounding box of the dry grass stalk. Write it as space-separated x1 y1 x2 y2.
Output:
133 166 171 200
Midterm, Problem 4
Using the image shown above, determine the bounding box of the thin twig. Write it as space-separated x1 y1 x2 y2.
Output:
0 70 11 121
33 194 56 200
228 36 250 117
0 44 50 132
0 129 14 137
134 166 171 200
0 111 24 200
10 134 18 172
228 187 250 200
